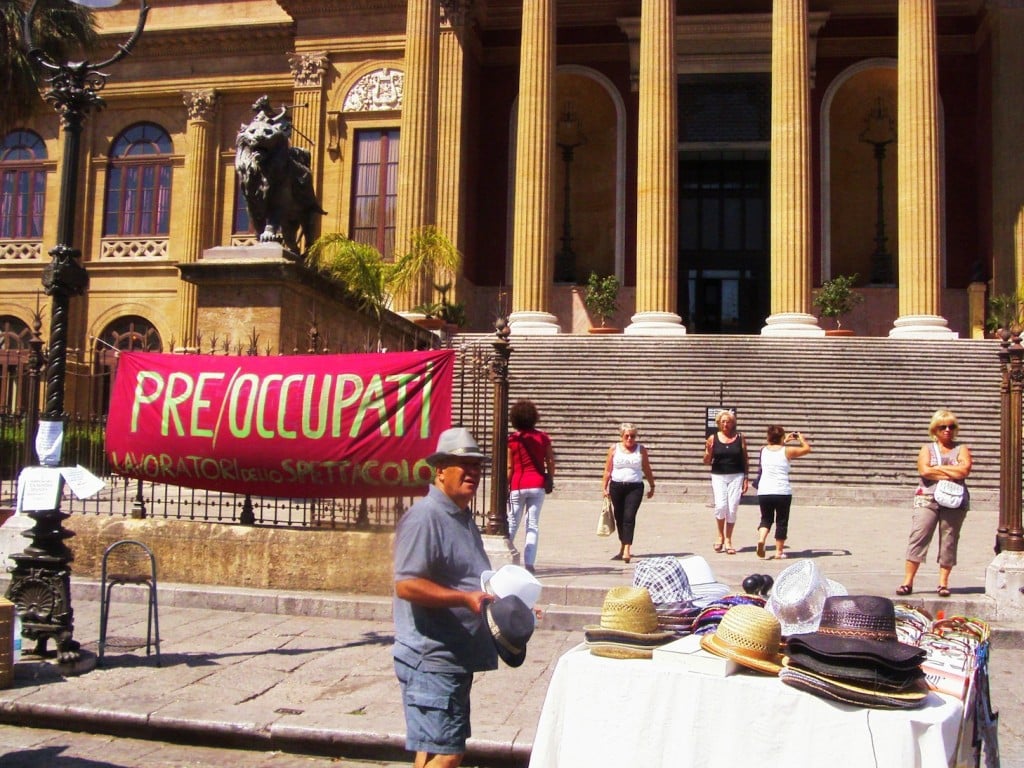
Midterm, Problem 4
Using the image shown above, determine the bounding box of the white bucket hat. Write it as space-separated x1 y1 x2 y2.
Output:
677 555 731 603
765 559 847 636
481 564 542 609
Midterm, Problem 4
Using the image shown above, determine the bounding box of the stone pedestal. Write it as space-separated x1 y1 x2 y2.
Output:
178 244 434 354
482 534 520 569
0 514 33 574
986 551 1024 620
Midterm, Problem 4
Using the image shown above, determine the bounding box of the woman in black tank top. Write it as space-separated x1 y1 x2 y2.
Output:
702 410 749 555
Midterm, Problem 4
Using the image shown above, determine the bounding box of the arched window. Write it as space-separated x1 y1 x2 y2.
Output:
93 315 162 415
0 130 47 240
0 316 32 414
103 123 172 237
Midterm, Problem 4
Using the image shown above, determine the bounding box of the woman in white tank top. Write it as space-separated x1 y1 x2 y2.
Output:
601 422 656 563
755 425 811 560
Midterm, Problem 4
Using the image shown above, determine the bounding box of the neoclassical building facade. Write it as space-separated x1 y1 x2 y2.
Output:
1 0 1022 360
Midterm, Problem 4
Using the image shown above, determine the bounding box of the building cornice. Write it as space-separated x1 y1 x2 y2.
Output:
109 23 295 60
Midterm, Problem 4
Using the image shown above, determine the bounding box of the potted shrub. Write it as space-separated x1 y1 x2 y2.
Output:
583 271 621 333
986 292 1024 337
308 226 461 344
812 273 864 335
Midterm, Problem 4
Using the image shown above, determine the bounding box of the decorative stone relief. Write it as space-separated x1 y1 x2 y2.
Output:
342 68 404 112
288 52 329 89
0 241 43 260
100 238 169 260
182 89 218 121
440 0 468 29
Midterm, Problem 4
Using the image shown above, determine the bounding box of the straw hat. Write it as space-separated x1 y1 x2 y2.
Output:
584 587 676 659
779 662 930 710
699 605 785 675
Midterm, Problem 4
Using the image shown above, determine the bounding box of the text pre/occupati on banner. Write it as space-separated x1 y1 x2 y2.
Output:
104 350 454 498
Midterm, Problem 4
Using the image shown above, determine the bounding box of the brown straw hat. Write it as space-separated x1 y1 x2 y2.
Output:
699 604 785 675
584 587 676 659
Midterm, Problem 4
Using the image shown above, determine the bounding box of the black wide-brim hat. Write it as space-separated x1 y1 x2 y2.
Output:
785 648 925 691
784 595 924 668
486 595 535 668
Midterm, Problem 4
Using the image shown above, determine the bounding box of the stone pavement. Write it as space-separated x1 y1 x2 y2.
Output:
0 495 1021 766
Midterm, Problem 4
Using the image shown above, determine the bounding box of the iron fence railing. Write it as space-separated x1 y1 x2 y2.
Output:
0 333 502 532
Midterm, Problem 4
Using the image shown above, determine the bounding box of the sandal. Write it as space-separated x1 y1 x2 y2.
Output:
756 542 766 559
725 547 737 555
895 584 913 596
775 553 788 560
713 542 724 553
937 586 951 597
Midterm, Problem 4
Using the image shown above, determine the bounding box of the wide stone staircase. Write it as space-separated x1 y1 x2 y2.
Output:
489 334 1004 505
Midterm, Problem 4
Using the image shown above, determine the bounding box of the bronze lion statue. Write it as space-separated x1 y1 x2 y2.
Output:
235 97 325 257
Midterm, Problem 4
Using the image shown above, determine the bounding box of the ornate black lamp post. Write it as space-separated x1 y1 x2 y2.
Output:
997 325 1024 553
485 319 512 537
554 102 585 284
859 98 895 285
5 0 150 664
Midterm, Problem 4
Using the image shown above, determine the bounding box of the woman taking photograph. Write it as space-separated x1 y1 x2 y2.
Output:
755 426 811 560
602 423 656 564
897 409 973 597
507 399 554 574
703 410 749 555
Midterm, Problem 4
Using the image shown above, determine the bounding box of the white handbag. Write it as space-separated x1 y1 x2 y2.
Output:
596 497 615 537
931 444 965 509
933 479 965 509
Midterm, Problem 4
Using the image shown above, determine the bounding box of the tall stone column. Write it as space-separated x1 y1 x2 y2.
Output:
890 0 955 338
761 0 822 336
288 52 329 195
394 0 440 312
988 3 1024 296
176 89 218 350
437 2 471 304
508 0 559 334
625 0 685 335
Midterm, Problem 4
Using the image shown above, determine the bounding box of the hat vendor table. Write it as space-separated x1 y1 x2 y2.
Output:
528 645 963 768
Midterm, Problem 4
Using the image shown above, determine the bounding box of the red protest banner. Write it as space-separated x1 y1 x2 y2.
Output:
105 350 453 498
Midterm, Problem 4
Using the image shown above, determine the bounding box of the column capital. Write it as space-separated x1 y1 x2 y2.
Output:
182 89 218 122
288 51 330 89
440 0 469 29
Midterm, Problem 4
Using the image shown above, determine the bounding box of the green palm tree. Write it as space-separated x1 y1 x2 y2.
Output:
0 0 98 135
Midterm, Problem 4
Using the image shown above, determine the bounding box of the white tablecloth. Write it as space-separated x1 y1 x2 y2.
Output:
529 645 963 768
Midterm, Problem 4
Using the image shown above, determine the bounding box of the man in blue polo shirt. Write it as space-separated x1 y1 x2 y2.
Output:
393 427 496 768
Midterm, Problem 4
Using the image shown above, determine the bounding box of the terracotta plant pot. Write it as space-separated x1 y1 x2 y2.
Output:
414 317 445 330
588 326 622 334
824 328 855 337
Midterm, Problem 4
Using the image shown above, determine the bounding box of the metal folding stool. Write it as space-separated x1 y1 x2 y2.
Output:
98 539 161 665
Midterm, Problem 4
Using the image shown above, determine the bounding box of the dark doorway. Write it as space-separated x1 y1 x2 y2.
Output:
678 150 769 334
